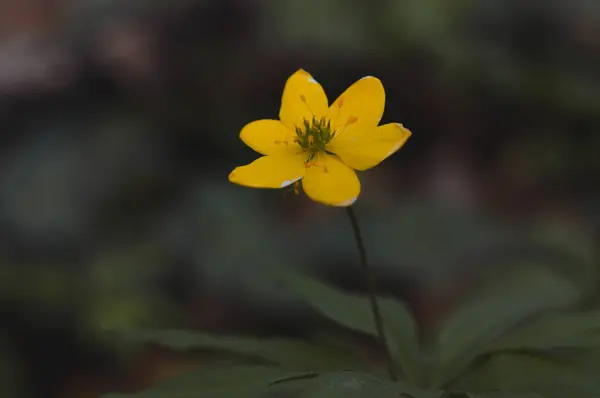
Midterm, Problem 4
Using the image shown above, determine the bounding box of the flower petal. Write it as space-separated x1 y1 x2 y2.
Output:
329 123 411 171
240 119 299 155
302 153 360 206
279 69 329 129
229 154 306 188
327 76 385 144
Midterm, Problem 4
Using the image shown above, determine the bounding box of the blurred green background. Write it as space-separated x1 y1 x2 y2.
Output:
0 1 598 397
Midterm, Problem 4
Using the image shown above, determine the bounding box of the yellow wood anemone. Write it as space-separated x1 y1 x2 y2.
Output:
229 69 412 206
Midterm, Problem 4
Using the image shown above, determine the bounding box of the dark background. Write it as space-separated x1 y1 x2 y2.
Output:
0 1 599 397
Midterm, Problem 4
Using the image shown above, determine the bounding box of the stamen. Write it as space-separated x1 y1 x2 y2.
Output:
296 117 335 151
330 116 359 142
299 94 315 115
332 116 358 131
327 97 343 127
313 151 322 167
293 181 300 195
332 124 348 140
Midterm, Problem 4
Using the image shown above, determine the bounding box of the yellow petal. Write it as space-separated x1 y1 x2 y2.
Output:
279 69 329 129
229 154 306 188
302 153 360 206
327 76 385 144
240 119 299 155
329 123 411 171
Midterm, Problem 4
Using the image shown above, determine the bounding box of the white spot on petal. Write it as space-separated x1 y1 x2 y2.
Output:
280 176 302 188
360 75 375 80
308 77 318 84
335 196 358 207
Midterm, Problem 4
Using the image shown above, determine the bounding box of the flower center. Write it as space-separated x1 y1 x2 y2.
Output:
294 116 335 152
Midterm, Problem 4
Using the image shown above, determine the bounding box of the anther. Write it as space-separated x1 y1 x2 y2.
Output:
299 95 316 115
347 116 358 125
336 97 344 108
274 140 282 144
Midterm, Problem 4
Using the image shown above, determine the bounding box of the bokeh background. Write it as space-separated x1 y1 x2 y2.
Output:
1 1 599 397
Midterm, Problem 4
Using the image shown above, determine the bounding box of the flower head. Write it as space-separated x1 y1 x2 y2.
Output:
228 69 411 206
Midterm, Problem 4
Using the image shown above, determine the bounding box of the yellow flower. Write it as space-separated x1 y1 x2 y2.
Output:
228 69 412 206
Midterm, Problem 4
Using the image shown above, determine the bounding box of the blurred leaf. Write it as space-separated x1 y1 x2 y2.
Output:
91 295 177 331
165 183 294 295
362 202 516 280
488 311 600 352
117 329 366 371
432 266 581 387
276 270 421 383
0 265 73 312
265 0 372 52
380 0 459 49
89 244 168 291
576 347 600 372
102 365 317 398
528 222 597 296
0 337 23 398
452 353 600 398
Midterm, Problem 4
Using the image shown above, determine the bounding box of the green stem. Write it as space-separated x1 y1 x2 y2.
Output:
346 206 398 382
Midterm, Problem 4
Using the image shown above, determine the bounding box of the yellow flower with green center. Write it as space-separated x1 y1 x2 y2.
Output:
228 69 412 206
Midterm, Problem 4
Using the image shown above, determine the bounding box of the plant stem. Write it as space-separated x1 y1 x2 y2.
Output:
346 206 398 382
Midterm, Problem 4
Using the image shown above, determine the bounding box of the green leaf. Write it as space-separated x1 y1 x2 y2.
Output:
432 266 581 387
488 311 600 352
103 367 445 398
301 371 401 398
438 390 543 398
438 393 476 398
475 392 544 398
451 353 600 398
276 270 421 383
299 371 440 398
115 329 366 371
102 365 317 398
380 298 422 384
